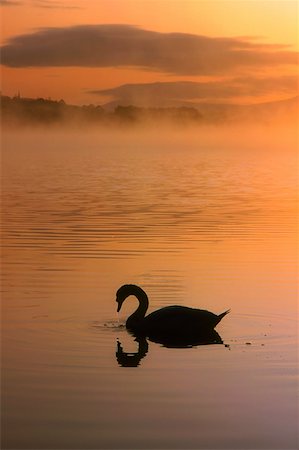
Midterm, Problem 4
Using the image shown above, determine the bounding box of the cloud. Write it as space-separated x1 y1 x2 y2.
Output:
0 0 81 7
90 76 299 106
31 0 82 9
1 24 297 74
0 0 22 5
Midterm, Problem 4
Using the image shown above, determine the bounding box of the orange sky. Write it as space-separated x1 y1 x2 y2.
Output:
1 0 298 105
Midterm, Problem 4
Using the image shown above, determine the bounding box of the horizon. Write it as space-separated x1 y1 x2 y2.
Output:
2 90 297 128
2 91 298 108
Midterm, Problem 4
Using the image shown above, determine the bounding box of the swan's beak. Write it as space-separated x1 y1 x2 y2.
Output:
116 300 121 312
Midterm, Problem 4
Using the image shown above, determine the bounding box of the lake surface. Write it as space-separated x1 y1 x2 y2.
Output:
1 127 298 449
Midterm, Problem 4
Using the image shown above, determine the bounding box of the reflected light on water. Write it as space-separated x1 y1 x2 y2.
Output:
1 125 298 449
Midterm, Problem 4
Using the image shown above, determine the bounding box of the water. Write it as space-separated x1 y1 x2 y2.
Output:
1 127 298 449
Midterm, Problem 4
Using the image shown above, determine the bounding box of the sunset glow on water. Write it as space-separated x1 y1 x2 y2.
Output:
1 1 298 449
2 126 298 449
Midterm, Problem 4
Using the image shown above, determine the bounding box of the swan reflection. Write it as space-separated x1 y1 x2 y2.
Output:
115 284 228 367
116 337 149 367
116 329 224 367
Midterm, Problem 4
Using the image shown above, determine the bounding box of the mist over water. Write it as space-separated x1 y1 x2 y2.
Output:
2 124 298 449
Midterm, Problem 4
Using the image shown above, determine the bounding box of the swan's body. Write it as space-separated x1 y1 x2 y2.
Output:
116 284 229 340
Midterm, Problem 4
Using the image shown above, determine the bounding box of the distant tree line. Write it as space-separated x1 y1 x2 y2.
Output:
0 94 203 127
2 93 295 127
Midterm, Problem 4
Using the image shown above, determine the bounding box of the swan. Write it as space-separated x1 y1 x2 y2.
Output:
116 284 230 339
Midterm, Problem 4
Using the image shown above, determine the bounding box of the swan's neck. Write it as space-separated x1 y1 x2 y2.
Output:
126 289 149 330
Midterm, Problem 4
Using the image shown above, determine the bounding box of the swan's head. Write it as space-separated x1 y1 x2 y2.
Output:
116 284 132 312
116 284 144 312
116 293 124 313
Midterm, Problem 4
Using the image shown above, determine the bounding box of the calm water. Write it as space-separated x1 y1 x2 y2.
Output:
1 127 298 449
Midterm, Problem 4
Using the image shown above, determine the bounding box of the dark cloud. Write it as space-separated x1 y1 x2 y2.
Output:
1 24 297 74
90 76 299 106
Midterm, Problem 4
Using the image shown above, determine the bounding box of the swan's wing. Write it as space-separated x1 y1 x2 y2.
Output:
145 306 218 329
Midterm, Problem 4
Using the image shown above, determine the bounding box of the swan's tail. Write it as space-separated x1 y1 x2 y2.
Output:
217 309 231 323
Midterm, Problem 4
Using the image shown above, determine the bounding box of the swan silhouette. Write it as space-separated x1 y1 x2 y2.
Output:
116 284 229 341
